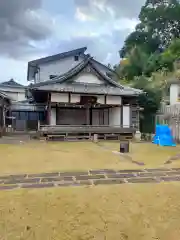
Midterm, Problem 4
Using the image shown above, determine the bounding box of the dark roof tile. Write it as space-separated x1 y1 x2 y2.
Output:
0 79 24 88
30 56 124 89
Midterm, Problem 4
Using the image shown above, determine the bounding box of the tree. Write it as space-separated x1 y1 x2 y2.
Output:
139 0 180 48
119 29 161 58
120 0 180 58
115 0 180 133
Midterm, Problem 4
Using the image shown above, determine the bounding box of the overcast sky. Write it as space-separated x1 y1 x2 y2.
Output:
0 0 146 84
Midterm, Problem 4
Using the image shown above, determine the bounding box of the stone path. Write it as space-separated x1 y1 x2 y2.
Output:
0 168 180 190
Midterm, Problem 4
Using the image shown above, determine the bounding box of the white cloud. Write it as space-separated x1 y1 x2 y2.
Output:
74 0 146 20
0 0 145 84
75 7 95 21
0 58 27 84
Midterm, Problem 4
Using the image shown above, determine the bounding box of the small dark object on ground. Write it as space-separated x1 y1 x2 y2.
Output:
120 141 129 153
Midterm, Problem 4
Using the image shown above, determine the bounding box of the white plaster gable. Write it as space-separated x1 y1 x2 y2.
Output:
73 72 103 84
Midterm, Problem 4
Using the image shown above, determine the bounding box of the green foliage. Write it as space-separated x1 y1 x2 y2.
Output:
133 76 162 133
139 0 180 48
116 0 180 133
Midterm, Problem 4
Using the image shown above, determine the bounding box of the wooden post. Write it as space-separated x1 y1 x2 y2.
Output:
86 105 89 125
47 93 51 125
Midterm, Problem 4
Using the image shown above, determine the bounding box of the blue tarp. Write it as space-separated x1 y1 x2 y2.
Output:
152 125 176 147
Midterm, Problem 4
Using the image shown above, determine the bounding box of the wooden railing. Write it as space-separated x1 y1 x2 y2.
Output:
39 124 138 134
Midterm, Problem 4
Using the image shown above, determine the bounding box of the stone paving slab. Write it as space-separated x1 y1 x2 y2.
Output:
4 178 40 185
127 177 158 183
137 172 167 177
56 182 81 187
77 180 92 186
60 171 89 177
117 169 145 173
93 179 125 185
171 168 180 171
75 175 105 181
89 169 116 175
164 171 180 176
0 185 19 190
41 176 73 182
21 183 55 189
0 168 180 191
160 176 180 182
145 168 170 172
28 172 59 178
0 174 27 180
106 173 135 179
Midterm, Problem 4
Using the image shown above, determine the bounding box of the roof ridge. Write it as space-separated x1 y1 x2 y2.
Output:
29 47 87 65
0 79 24 88
49 55 92 81
89 59 124 89
31 56 92 88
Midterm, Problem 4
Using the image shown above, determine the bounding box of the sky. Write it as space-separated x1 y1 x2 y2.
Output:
0 0 146 85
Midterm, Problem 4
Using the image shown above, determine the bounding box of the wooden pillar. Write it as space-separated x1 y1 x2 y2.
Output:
47 93 51 125
89 107 92 125
86 106 90 125
136 108 140 131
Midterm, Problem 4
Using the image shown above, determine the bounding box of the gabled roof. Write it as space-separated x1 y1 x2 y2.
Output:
29 57 142 96
28 47 87 66
27 47 87 81
83 54 115 76
0 79 24 88
30 56 124 89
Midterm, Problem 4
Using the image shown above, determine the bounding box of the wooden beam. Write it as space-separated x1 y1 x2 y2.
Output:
68 93 71 103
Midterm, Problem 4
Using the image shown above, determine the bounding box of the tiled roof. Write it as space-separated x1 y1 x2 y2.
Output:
29 57 141 96
35 83 141 96
0 91 12 100
30 56 124 89
0 79 24 88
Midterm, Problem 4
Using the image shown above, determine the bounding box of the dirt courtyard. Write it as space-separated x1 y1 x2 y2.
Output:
0 138 179 176
0 138 180 239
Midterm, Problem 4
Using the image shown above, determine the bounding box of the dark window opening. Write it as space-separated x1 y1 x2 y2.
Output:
49 75 57 79
74 55 79 61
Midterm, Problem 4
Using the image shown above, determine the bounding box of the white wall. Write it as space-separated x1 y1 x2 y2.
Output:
71 94 80 103
123 106 130 127
170 84 180 105
0 86 26 102
74 72 103 84
97 95 105 104
109 107 121 126
107 96 121 105
37 56 83 83
50 108 56 125
51 93 68 103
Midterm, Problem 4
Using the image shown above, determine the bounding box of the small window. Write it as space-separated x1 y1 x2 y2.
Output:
74 55 79 61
